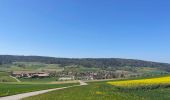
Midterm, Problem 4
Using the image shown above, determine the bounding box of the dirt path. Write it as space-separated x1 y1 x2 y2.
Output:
0 81 87 100
10 76 21 83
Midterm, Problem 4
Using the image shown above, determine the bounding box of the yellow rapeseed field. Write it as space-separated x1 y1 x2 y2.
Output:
108 76 170 87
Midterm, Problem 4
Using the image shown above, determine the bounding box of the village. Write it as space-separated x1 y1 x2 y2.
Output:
11 70 137 81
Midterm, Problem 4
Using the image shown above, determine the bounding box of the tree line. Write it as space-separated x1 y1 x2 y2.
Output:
0 55 170 71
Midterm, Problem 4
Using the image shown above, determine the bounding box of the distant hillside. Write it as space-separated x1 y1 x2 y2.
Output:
0 55 170 71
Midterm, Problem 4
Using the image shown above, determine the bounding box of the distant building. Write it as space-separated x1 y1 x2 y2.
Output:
82 75 94 80
58 76 75 81
12 71 50 78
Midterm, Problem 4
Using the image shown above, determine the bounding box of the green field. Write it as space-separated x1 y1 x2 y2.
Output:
0 83 78 97
19 77 58 83
23 77 170 100
0 72 17 82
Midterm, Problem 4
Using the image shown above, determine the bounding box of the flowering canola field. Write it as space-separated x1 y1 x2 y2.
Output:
108 76 170 88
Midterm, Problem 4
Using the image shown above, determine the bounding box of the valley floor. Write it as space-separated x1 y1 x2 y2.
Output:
23 81 170 100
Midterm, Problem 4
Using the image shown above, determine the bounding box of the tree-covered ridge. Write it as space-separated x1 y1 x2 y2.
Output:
0 55 169 70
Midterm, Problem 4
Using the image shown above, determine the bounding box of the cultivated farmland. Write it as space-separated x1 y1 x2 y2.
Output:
108 76 170 89
23 76 170 100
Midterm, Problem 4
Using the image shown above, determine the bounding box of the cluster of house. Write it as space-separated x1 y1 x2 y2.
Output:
57 70 132 80
11 70 135 81
12 71 50 78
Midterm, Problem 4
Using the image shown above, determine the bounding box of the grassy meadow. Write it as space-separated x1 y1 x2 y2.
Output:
0 72 17 82
0 83 78 97
19 77 58 83
23 76 170 100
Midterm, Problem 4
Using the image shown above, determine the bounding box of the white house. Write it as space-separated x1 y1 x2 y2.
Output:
58 76 75 81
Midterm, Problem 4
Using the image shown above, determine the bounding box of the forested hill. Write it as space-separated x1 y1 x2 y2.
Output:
0 55 170 69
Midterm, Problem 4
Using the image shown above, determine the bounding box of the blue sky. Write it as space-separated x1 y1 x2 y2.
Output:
0 0 170 63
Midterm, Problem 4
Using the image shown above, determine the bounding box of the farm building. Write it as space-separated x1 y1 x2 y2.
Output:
12 71 50 78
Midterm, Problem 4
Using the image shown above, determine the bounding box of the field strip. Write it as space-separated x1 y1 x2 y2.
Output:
0 81 87 100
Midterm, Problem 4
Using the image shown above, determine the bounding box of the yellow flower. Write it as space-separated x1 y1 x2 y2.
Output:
108 76 170 87
96 91 103 95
